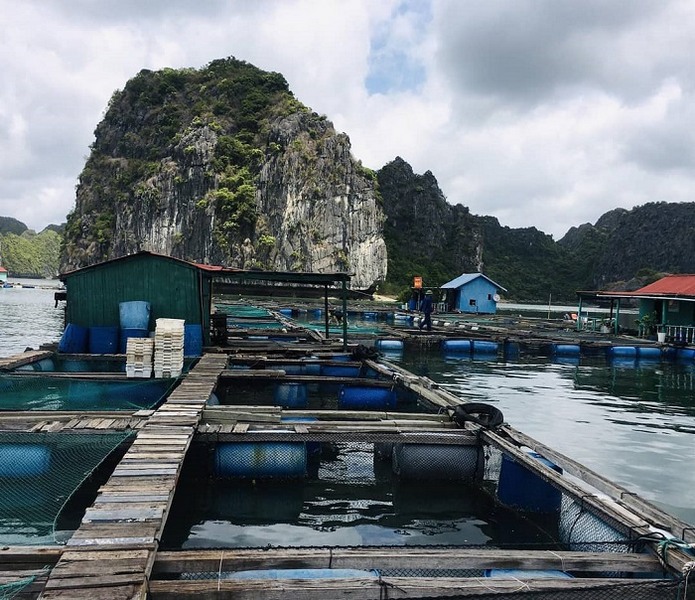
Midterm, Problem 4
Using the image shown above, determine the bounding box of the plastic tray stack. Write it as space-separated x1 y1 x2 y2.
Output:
125 337 154 378
154 318 185 378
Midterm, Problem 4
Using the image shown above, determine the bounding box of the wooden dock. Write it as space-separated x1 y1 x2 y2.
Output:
0 343 691 598
39 353 227 599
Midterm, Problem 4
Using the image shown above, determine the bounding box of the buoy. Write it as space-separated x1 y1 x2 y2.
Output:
553 344 581 356
472 340 499 354
441 339 472 353
637 346 662 360
392 443 483 480
274 383 308 408
339 386 397 410
497 452 562 512
229 569 378 580
485 569 572 579
375 339 404 351
609 346 637 358
214 442 307 479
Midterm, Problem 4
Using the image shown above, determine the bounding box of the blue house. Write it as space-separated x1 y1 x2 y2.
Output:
440 273 506 314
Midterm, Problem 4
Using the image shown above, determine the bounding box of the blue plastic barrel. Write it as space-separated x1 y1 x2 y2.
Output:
279 308 293 317
214 442 307 478
0 445 51 477
677 348 695 361
184 324 203 357
497 452 562 512
119 328 148 353
442 339 472 353
58 323 88 353
609 346 637 358
485 569 572 579
119 301 150 329
473 340 499 354
88 326 119 354
274 383 308 408
339 386 397 410
230 569 378 580
321 364 361 377
375 339 404 351
553 344 581 356
637 346 662 360
303 362 321 376
363 312 378 320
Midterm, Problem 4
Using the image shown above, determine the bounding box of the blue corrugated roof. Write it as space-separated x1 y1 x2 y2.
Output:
440 272 507 292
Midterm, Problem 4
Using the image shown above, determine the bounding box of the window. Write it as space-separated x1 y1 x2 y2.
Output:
487 294 492 300
469 299 477 306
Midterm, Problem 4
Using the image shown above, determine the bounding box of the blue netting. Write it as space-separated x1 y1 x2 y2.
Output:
0 374 177 411
0 431 133 544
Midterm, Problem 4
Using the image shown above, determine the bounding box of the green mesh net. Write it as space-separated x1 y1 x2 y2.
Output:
0 431 133 545
0 567 49 599
0 374 177 411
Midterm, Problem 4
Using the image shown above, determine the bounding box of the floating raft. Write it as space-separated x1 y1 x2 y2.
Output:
0 334 692 598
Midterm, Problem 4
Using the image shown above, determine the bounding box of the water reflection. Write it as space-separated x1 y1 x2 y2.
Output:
398 350 695 525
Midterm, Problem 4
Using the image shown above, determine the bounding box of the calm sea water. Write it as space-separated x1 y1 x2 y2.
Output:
0 280 63 357
2 290 694 538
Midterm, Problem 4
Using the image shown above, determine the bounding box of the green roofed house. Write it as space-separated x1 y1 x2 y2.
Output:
581 274 695 343
440 273 507 314
59 251 352 348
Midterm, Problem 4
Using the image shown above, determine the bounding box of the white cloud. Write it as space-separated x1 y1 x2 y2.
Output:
0 0 694 240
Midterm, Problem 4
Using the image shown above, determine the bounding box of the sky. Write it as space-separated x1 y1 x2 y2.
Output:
1 0 694 240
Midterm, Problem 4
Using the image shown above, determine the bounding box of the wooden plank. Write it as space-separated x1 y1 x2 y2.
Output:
501 424 695 544
153 548 662 575
41 584 143 600
147 577 672 599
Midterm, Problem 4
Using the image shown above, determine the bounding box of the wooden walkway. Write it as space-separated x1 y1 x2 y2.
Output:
40 353 228 600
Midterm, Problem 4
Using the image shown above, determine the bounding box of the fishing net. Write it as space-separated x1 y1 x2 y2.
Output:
157 433 691 599
0 567 49 599
0 430 133 545
0 374 177 411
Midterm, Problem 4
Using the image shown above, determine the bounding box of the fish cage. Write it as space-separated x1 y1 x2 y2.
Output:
153 425 688 599
0 373 178 411
0 430 133 545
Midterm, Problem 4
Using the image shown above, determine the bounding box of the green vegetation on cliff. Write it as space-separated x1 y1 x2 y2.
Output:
63 58 306 266
0 228 61 278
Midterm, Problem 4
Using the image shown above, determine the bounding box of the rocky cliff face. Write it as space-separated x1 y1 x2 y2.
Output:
377 157 482 288
558 202 695 288
61 59 387 289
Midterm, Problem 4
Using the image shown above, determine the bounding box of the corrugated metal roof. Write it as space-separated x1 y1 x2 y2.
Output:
633 274 695 297
441 272 507 292
61 251 351 284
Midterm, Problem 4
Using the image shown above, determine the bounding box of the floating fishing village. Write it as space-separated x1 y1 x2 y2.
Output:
0 251 692 599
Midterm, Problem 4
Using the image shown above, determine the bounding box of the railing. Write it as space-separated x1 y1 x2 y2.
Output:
660 325 695 344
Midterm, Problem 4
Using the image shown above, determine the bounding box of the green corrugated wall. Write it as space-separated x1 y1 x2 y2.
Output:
63 254 211 342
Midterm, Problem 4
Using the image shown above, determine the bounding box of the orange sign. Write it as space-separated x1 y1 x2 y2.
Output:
413 277 423 289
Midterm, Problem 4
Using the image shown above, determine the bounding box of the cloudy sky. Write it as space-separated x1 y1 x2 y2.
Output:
1 0 694 239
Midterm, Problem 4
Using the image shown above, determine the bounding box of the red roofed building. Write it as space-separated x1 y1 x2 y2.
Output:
0 266 7 283
582 274 695 342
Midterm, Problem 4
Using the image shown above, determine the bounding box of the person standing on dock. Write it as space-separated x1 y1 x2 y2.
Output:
419 289 434 332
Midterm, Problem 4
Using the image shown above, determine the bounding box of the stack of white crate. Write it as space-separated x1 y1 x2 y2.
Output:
125 337 154 378
154 318 185 378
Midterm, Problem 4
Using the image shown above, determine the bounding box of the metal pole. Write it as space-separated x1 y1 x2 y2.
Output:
341 280 348 351
324 284 329 338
